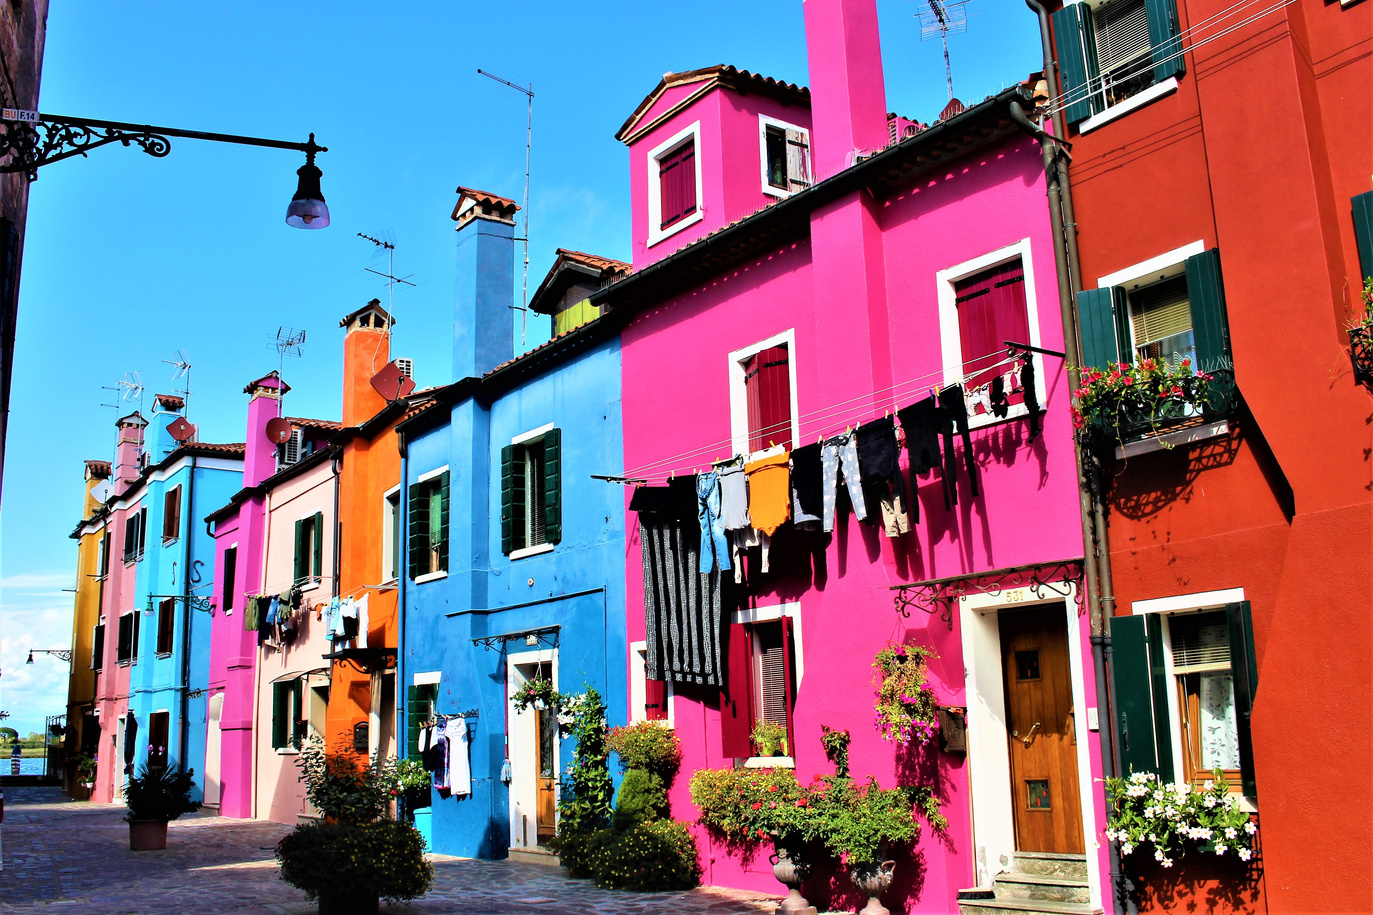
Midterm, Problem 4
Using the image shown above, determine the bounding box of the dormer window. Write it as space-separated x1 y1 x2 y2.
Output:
647 122 704 246
759 116 811 197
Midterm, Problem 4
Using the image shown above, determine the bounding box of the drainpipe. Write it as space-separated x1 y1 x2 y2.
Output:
396 433 407 763
178 456 196 782
1014 6 1131 913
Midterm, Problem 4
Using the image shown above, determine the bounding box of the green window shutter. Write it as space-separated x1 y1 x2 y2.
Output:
271 682 286 749
500 445 525 555
438 472 450 572
293 519 304 584
408 481 428 579
1110 614 1164 777
1052 3 1096 125
312 512 323 580
543 428 562 545
1225 601 1259 798
1352 191 1373 282
1145 0 1185 82
1078 287 1127 369
1185 248 1231 370
291 679 304 748
406 685 421 757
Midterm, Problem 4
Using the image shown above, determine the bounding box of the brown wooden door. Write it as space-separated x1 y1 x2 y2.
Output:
535 707 557 843
1000 606 1083 853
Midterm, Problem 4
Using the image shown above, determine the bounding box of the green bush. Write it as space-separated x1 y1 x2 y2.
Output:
296 738 395 825
606 722 683 780
589 820 701 891
612 768 668 830
124 764 201 822
276 820 433 903
557 689 615 836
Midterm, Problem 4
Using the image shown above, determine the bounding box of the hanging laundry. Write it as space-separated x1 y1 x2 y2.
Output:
338 597 358 641
243 595 262 633
717 459 750 531
696 471 730 574
324 597 340 640
447 717 471 797
856 416 912 535
820 431 868 532
265 596 280 626
745 451 790 536
938 384 979 504
789 442 824 531
990 374 1009 418
629 476 696 516
1021 356 1042 442
432 720 450 791
355 594 370 649
897 399 943 478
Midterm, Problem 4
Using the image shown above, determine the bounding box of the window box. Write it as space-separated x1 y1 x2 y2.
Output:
1350 326 1373 386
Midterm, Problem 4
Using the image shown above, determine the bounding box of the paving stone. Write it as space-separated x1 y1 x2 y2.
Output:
0 787 779 914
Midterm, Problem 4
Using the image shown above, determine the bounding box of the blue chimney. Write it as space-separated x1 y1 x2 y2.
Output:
451 187 518 381
151 394 187 460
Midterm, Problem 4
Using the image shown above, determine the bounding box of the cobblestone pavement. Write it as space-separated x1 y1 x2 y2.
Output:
0 788 777 915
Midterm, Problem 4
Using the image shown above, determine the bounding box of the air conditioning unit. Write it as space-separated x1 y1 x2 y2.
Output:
282 428 303 465
395 358 414 379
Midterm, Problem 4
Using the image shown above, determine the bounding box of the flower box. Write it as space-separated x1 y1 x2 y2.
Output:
1350 326 1373 386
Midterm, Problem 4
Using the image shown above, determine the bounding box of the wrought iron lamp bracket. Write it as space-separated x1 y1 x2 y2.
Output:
145 594 213 615
891 559 1086 628
0 118 171 180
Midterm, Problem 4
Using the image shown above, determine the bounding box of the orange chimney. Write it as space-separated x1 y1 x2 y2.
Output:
339 299 395 427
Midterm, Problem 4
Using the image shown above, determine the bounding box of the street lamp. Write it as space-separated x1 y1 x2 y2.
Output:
26 649 72 664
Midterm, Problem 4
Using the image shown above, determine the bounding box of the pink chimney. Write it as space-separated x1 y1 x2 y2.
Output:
112 412 147 496
803 0 890 180
242 373 289 488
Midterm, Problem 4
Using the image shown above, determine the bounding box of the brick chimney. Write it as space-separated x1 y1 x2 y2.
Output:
242 373 289 487
451 187 516 381
803 0 890 180
339 299 393 427
112 412 147 496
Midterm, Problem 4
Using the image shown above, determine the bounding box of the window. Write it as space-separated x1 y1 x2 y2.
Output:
383 489 401 582
720 615 798 759
162 486 181 542
759 117 811 197
630 642 672 724
123 506 148 563
116 611 139 665
730 332 799 456
92 621 105 671
272 678 305 750
156 598 175 655
1127 276 1194 365
1052 0 1184 126
1110 600 1258 798
658 139 697 230
97 531 111 578
147 711 169 769
409 471 450 578
406 683 438 756
221 547 237 615
954 258 1032 404
293 513 324 586
501 430 562 557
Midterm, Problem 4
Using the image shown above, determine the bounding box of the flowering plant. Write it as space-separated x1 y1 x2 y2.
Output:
872 644 939 746
1352 278 1373 332
1071 357 1216 443
689 766 817 844
1104 770 1256 869
512 676 564 714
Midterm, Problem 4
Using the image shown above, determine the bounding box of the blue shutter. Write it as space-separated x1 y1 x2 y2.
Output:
1052 3 1096 125
1225 601 1259 798
1078 287 1127 369
1352 191 1373 282
1185 248 1231 370
1145 0 1185 81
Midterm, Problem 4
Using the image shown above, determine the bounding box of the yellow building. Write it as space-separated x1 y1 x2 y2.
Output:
65 459 110 795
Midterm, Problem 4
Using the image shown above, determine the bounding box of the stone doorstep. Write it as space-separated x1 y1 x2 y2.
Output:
994 872 1091 904
957 899 1103 915
507 846 561 867
1009 852 1089 879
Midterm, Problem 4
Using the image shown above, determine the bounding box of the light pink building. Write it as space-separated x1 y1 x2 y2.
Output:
602 0 1109 910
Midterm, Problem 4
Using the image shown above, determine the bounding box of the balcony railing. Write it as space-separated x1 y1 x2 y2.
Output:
1088 368 1238 451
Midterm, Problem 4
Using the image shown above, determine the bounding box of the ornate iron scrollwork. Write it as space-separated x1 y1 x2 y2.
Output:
144 594 214 615
0 118 172 180
891 559 1086 629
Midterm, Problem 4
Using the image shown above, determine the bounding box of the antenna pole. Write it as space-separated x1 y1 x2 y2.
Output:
478 68 534 347
942 29 954 101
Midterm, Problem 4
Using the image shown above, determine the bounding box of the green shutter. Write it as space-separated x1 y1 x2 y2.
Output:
1145 0 1185 82
408 480 428 579
1110 614 1164 777
438 472 450 572
1185 248 1231 371
293 519 305 584
271 682 286 749
312 513 323 581
1052 3 1096 125
500 445 526 555
407 684 437 757
291 679 304 748
1352 191 1373 282
1145 616 1175 783
1078 287 1127 369
1225 601 1259 798
543 428 561 545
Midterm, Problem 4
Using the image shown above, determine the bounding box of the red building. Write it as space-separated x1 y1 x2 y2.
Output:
1044 0 1372 910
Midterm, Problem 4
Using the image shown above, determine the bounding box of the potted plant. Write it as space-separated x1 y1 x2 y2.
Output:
1070 357 1228 448
811 776 932 915
393 756 431 817
1347 278 1373 385
124 763 201 850
276 740 431 915
73 753 97 790
751 719 789 758
1104 769 1256 871
512 676 563 712
872 644 939 746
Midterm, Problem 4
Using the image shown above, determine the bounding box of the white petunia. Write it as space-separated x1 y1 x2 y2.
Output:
1238 848 1252 861
1244 821 1256 834
1161 857 1174 868
1215 844 1226 855
1122 843 1134 856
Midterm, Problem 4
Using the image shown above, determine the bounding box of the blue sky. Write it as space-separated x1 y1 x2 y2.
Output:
0 1 1041 734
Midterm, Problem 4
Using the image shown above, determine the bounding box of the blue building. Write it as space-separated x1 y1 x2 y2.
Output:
397 188 628 859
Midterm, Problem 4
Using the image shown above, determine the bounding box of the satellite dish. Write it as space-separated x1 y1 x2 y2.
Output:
265 417 294 444
90 480 112 503
168 416 196 442
370 361 416 402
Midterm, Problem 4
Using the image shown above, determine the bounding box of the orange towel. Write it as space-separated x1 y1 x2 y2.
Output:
745 452 791 535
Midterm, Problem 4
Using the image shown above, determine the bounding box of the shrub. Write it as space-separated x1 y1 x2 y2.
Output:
750 719 789 757
276 819 433 903
124 764 201 822
73 754 98 782
556 689 615 836
810 775 919 868
689 766 816 844
589 820 701 891
606 721 683 780
296 738 395 825
612 768 668 830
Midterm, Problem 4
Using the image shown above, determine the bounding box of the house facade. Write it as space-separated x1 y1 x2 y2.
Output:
63 459 111 795
1045 0 1373 909
601 0 1103 909
396 189 628 859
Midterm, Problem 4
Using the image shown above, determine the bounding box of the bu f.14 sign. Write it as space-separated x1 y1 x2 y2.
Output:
1 109 38 123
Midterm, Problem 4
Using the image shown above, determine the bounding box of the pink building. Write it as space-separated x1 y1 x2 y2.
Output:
600 1 1107 911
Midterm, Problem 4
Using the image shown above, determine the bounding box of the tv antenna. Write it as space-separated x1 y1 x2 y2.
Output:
477 67 534 346
108 371 145 414
357 229 415 318
273 327 307 411
161 349 193 420
917 0 970 102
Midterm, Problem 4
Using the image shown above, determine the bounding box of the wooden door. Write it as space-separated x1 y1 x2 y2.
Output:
1000 607 1083 853
535 707 557 843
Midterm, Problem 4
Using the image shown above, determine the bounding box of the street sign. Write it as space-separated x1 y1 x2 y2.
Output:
1 109 38 123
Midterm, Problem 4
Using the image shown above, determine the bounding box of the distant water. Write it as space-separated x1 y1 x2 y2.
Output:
6 757 53 776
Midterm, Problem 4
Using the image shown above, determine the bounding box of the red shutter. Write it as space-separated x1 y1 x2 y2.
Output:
955 260 1030 396
659 141 697 230
745 345 792 452
780 615 796 755
719 623 754 758
645 678 668 721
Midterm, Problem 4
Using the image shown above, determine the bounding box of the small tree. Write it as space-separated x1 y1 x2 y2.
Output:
555 689 614 836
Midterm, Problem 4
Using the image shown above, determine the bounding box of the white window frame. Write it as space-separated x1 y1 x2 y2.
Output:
382 484 401 584
757 115 811 199
509 425 556 560
646 121 704 248
628 640 674 727
935 238 1047 431
729 601 803 768
727 329 801 458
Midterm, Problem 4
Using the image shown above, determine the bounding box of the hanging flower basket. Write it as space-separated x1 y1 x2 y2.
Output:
511 677 563 714
872 645 939 746
1073 359 1235 450
1349 280 1373 386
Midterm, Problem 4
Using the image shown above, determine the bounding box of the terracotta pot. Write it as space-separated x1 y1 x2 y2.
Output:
848 859 897 915
128 819 168 851
318 891 379 915
770 840 817 915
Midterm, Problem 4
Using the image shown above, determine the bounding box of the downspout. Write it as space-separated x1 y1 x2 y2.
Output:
396 432 407 764
250 484 274 821
178 456 196 781
1013 6 1130 913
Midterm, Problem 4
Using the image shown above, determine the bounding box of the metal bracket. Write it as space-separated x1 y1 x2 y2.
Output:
891 559 1086 628
145 594 213 615
471 625 560 652
0 117 171 180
